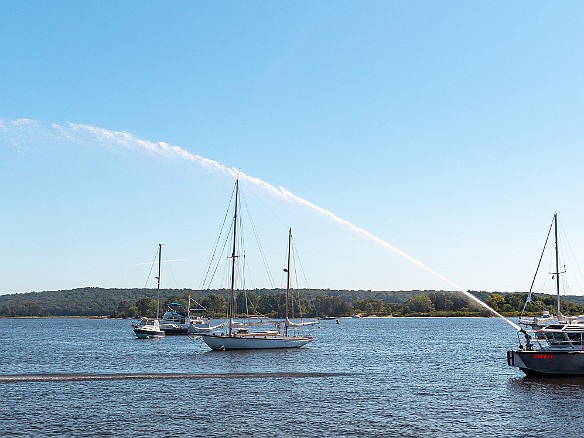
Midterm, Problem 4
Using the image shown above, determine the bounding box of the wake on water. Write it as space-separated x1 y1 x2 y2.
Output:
0 118 520 331
0 372 346 383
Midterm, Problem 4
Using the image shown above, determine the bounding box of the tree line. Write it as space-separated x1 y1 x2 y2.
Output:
3 287 584 318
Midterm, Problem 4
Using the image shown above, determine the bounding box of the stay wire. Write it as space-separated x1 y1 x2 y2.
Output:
144 247 160 288
240 191 275 289
200 184 236 289
559 221 584 295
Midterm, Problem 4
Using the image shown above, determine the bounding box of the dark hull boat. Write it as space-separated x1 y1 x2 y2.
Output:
508 348 584 377
508 214 584 376
508 316 584 376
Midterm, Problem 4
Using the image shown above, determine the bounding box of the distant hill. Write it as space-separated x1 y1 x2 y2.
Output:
1 287 583 318
0 287 455 317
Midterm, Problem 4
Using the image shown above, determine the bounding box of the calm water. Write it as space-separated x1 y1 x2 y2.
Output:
1 317 584 437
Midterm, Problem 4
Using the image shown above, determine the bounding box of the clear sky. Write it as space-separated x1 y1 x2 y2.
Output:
1 1 584 295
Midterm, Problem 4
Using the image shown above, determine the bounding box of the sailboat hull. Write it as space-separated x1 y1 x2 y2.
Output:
508 349 584 376
199 333 313 351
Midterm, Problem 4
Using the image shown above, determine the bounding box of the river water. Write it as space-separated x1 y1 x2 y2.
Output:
1 317 583 437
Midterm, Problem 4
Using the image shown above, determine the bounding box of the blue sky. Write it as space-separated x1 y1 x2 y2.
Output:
1 1 584 295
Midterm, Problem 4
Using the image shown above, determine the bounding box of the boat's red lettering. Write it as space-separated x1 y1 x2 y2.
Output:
532 354 555 359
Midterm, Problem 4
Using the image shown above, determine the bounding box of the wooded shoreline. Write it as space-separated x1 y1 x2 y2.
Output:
2 287 584 318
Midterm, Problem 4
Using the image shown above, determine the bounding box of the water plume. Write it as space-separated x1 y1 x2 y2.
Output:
1 119 520 330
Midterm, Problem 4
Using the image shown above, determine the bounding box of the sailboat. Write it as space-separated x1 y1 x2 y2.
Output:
132 243 165 339
507 214 584 376
199 180 314 351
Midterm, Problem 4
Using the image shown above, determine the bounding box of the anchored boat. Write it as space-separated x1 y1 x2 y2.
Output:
132 243 165 339
132 317 165 339
508 214 584 376
199 179 315 351
159 297 219 335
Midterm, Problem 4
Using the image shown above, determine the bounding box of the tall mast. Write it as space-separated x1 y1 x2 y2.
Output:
284 228 292 336
229 179 239 336
156 243 162 320
554 213 561 318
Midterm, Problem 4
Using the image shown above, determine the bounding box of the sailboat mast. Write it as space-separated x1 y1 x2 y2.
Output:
229 179 239 336
554 213 561 318
285 228 292 336
156 243 162 320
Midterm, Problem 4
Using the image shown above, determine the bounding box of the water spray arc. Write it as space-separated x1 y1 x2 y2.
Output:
1 119 520 331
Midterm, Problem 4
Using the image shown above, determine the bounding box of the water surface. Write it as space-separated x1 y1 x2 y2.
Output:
1 317 582 437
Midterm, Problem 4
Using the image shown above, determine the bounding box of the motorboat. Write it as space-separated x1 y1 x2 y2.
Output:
508 318 584 376
160 298 215 335
132 317 164 339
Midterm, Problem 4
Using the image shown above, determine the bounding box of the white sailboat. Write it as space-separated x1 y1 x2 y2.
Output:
199 180 314 351
508 214 584 376
132 243 165 339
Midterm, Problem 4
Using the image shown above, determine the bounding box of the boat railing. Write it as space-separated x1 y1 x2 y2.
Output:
518 328 584 350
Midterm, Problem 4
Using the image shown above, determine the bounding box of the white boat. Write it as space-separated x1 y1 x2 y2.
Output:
201 328 313 350
132 317 165 339
133 243 165 339
517 310 556 329
160 297 217 335
508 214 584 376
199 180 314 351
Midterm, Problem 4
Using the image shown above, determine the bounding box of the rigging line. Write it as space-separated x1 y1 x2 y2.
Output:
292 263 301 319
240 245 249 316
292 237 310 290
290 237 308 320
561 272 571 296
200 184 236 289
540 247 553 294
164 254 179 289
238 251 265 318
527 246 555 313
521 217 554 317
240 191 275 289
290 237 311 320
289 241 298 319
144 247 160 288
203 219 234 290
529 217 554 294
559 221 584 295
203 187 236 289
239 178 288 229
236 213 246 294
557 226 569 296
189 295 206 311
